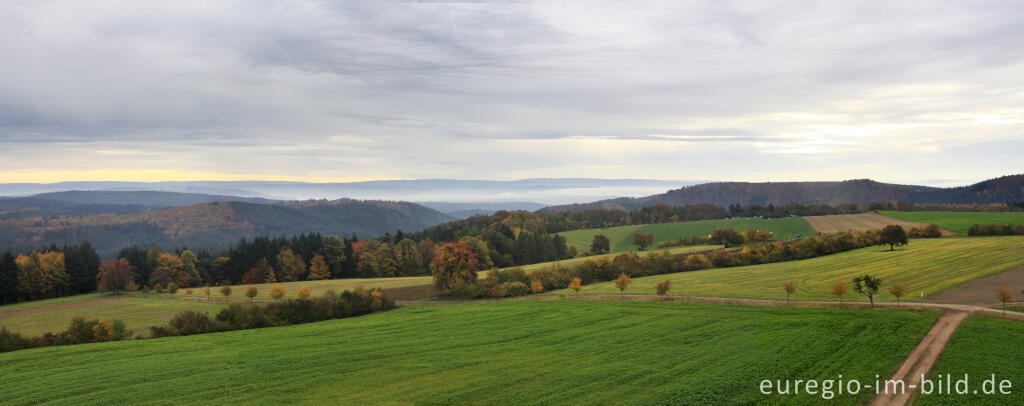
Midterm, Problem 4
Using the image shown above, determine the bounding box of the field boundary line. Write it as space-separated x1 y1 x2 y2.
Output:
869 310 968 406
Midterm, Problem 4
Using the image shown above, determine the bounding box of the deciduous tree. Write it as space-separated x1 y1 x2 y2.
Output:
241 268 262 285
203 285 211 301
530 279 544 294
711 228 744 247
276 247 307 282
783 281 797 304
308 254 330 280
656 279 672 296
568 277 582 297
614 273 631 298
430 242 479 290
219 285 232 300
888 284 908 306
297 286 311 300
245 286 258 302
998 286 1013 316
829 280 848 305
853 275 882 307
590 234 611 255
96 259 133 295
270 284 286 301
879 225 909 251
633 232 654 251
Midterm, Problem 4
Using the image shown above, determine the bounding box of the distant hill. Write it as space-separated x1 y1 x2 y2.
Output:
33 190 278 207
542 175 1024 213
0 199 452 256
417 201 548 219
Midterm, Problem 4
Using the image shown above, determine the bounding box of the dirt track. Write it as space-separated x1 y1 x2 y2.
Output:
870 311 969 406
0 297 137 319
927 265 1024 303
803 212 955 235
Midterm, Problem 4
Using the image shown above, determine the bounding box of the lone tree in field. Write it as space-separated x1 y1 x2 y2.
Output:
568 277 583 297
614 273 632 298
430 242 479 290
888 284 908 307
96 258 133 295
997 286 1013 316
783 281 797 304
852 275 882 308
591 234 611 255
245 286 258 302
656 279 672 296
830 280 848 305
879 225 909 251
219 285 232 301
269 284 286 301
633 232 654 251
204 285 211 301
297 286 312 300
185 289 193 297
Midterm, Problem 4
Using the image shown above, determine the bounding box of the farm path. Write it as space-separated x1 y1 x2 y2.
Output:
869 310 969 406
0 296 137 319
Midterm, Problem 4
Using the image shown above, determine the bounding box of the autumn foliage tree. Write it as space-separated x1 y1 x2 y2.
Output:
96 259 133 295
297 286 311 300
308 254 331 280
830 280 848 305
614 273 631 298
590 234 611 255
853 275 882 308
269 284 286 301
241 268 262 285
997 286 1013 316
633 232 654 251
245 286 258 302
430 242 479 290
783 281 797 304
219 285 232 300
16 251 68 300
568 277 582 297
888 284 908 306
530 279 544 294
655 279 671 296
276 247 307 282
879 225 909 251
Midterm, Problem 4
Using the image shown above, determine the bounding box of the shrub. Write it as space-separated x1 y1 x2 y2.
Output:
220 285 232 300
503 281 531 297
655 279 672 296
530 279 544 294
297 287 311 300
167 311 219 336
166 283 178 294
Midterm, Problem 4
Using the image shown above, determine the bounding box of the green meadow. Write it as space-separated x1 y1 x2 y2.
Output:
558 217 815 253
879 211 1024 235
0 300 939 405
551 237 1024 302
917 317 1024 405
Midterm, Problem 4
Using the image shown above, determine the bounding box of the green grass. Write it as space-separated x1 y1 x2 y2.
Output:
879 211 1024 235
558 217 815 253
0 294 228 337
0 300 939 405
917 317 1024 405
172 276 435 301
512 244 722 272
551 237 1024 302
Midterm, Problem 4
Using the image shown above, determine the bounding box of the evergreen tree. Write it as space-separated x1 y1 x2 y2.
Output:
0 252 18 304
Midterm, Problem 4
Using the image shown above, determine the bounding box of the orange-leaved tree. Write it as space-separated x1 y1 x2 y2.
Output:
530 279 544 294
830 280 848 305
297 286 311 300
783 281 797 304
430 242 479 290
614 273 631 298
269 284 286 301
656 279 671 296
219 285 232 300
203 285 211 300
888 284 908 307
97 258 133 295
568 277 582 297
245 286 258 302
998 286 1013 316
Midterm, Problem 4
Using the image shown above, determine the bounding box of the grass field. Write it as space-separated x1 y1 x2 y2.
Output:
171 275 435 301
0 300 939 405
550 237 1024 302
917 317 1024 405
0 294 228 337
803 212 953 235
513 244 722 272
558 217 815 253
879 211 1024 235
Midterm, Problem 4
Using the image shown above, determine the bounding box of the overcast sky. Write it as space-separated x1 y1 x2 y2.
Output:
1 1 1022 186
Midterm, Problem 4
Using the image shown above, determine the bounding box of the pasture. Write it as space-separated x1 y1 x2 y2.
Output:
916 317 1024 405
172 275 435 301
0 300 939 405
550 237 1024 302
558 217 814 253
879 211 1024 235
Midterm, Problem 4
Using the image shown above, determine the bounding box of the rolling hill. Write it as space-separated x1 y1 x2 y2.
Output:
0 199 453 256
542 175 1024 213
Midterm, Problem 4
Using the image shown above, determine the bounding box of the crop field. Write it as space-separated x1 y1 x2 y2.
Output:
0 300 939 405
803 212 953 235
916 317 1024 405
879 211 1024 235
0 294 228 337
550 237 1024 302
558 217 815 253
512 244 722 272
171 275 435 301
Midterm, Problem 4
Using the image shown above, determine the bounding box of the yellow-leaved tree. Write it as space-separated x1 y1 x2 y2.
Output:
530 279 544 294
245 286 258 302
269 284 286 301
568 277 582 297
297 286 311 300
614 273 631 298
308 254 330 280
830 280 848 305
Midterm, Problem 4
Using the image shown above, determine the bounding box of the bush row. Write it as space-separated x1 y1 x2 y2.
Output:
967 224 1024 236
1 317 132 353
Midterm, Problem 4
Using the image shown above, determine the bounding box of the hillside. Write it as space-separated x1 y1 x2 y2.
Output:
542 175 1024 213
0 199 452 256
558 217 814 253
0 191 278 219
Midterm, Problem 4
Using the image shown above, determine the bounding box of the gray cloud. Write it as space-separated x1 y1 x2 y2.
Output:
0 0 1023 185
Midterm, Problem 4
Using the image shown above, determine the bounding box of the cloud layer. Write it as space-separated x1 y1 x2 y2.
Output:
1 1 1022 185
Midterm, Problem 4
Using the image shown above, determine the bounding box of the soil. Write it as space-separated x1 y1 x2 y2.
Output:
803 212 955 236
927 266 1024 304
0 297 137 320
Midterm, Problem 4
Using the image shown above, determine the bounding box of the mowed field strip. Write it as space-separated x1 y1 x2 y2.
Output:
803 212 954 235
558 217 815 253
0 301 939 405
880 210 1024 235
550 237 1024 302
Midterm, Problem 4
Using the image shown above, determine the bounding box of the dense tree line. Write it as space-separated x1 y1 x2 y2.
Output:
968 224 1024 236
0 242 100 304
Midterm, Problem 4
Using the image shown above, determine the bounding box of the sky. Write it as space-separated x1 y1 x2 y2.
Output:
1 1 1022 186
